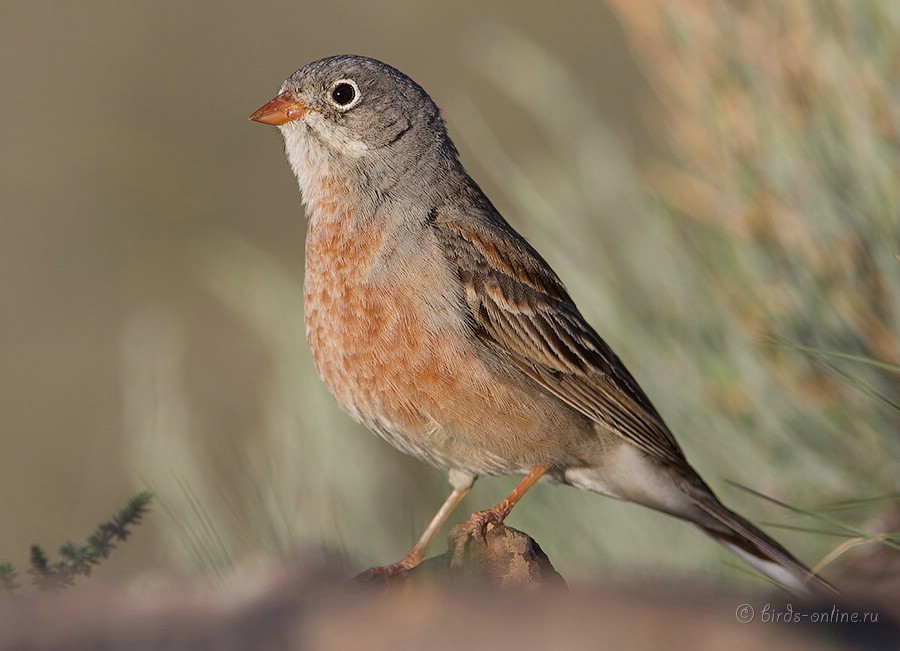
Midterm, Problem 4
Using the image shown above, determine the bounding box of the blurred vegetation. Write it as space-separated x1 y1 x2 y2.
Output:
126 0 898 589
606 0 900 487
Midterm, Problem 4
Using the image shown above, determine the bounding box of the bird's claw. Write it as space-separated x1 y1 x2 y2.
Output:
353 561 411 584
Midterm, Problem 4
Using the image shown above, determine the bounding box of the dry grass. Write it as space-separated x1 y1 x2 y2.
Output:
605 0 900 488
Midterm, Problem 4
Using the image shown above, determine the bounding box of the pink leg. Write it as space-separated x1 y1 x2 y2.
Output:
355 483 471 581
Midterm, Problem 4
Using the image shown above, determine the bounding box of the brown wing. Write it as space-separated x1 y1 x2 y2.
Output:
433 203 687 467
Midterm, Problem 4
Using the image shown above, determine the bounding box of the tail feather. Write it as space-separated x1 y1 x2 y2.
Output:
695 497 838 596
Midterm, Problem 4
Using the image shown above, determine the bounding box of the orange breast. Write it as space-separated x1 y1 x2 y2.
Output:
305 208 458 436
301 178 572 473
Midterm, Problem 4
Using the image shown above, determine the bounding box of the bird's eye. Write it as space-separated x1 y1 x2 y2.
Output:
329 79 360 110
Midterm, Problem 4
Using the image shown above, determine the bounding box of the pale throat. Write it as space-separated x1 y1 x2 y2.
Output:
282 116 371 201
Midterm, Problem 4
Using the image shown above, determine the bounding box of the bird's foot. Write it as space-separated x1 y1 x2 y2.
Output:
353 550 423 584
460 506 508 541
449 505 509 560
354 562 406 584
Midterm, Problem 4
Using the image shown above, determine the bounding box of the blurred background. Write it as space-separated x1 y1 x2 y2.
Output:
1 0 897 593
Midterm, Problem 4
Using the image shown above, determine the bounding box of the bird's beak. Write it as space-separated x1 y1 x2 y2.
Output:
249 92 309 125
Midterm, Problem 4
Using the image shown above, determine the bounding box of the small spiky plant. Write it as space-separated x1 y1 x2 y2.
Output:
1 492 152 593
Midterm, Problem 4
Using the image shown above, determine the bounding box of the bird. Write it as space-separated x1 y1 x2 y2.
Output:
249 54 833 594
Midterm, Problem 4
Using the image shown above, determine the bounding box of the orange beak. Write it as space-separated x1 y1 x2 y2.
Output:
249 91 309 125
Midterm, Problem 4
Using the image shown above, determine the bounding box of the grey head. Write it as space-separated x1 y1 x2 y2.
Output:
250 55 463 205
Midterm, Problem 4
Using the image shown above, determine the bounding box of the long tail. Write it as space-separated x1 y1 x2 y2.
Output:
694 495 838 596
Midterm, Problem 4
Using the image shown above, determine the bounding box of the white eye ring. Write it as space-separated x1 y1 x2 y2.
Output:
328 79 361 111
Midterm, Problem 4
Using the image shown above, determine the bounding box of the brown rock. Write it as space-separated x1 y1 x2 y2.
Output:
444 522 566 590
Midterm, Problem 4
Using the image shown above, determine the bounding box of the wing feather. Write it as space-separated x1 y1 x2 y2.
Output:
434 207 687 467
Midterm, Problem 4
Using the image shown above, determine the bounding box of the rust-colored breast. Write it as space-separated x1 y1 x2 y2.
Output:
303 179 440 435
302 177 576 474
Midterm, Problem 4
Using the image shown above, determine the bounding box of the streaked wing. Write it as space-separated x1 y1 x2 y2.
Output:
434 205 687 467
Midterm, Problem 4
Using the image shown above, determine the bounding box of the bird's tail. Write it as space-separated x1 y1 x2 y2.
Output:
694 495 838 596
